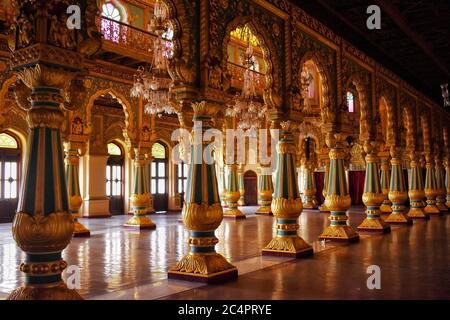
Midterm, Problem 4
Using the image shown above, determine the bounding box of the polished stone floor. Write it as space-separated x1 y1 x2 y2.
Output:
0 207 449 300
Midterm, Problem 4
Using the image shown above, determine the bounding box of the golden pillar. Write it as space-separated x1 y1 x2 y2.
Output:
379 158 393 213
168 102 237 283
302 162 318 209
224 164 245 219
6 0 100 300
262 121 313 257
319 161 330 212
407 152 429 219
423 154 440 214
357 142 390 233
434 156 448 213
255 166 274 215
237 164 246 206
124 147 156 229
64 142 90 237
385 147 413 225
319 133 359 242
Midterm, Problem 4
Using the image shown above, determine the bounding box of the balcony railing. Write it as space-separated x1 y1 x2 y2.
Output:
227 62 266 95
97 16 157 56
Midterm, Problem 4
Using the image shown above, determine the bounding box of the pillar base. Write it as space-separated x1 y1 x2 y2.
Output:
319 225 360 243
380 204 392 213
357 218 391 233
124 215 156 230
168 253 238 284
407 207 430 219
223 208 246 219
7 281 83 300
262 236 313 258
255 206 273 215
303 202 318 209
385 212 413 225
73 220 90 238
424 204 441 215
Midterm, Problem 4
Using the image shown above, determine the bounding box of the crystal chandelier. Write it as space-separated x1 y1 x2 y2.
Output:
130 0 175 117
226 34 266 131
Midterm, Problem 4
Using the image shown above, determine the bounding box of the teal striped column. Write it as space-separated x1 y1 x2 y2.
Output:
319 134 359 242
255 166 274 215
358 143 390 233
379 159 392 213
407 153 429 219
169 101 237 283
124 146 156 229
385 148 413 224
237 165 246 206
303 164 318 209
219 166 227 207
423 155 440 214
8 85 82 300
64 143 90 237
224 164 245 219
435 157 448 212
262 121 313 258
319 163 330 212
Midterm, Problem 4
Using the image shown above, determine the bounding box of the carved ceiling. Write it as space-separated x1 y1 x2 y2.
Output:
293 0 450 104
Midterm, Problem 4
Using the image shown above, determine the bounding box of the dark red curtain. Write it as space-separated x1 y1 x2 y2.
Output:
348 171 365 205
314 172 325 205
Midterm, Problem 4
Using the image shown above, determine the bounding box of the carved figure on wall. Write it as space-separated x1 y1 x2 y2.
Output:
17 13 34 48
71 116 83 135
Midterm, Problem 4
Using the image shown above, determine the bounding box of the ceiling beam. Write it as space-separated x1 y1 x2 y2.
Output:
375 0 449 78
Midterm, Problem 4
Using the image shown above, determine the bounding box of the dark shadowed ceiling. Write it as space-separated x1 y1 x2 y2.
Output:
292 0 450 105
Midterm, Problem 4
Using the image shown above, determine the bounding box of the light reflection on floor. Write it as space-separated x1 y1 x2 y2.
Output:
1 207 448 300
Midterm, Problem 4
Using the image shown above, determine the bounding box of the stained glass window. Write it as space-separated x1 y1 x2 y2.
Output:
0 133 18 149
102 2 121 21
152 142 166 159
108 143 122 156
101 2 123 43
347 91 355 113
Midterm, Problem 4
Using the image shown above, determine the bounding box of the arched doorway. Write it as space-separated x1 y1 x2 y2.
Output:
244 170 257 206
106 142 125 215
0 132 21 223
151 141 168 212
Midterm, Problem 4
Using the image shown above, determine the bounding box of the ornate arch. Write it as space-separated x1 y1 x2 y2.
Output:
221 16 279 108
345 74 370 142
298 51 332 112
297 121 324 151
85 88 135 143
164 0 196 84
0 75 17 128
378 93 396 148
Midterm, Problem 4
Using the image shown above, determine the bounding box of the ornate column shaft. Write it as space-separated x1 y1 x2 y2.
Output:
302 163 318 209
255 166 274 215
445 159 450 208
224 164 245 219
319 134 359 242
168 102 237 283
435 156 448 212
407 153 429 219
64 143 90 237
379 158 393 213
319 162 330 212
358 142 390 233
262 121 313 257
237 164 245 206
423 154 440 214
124 147 156 229
385 147 413 224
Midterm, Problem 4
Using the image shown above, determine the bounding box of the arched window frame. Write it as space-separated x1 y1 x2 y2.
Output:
0 131 21 200
346 91 355 113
